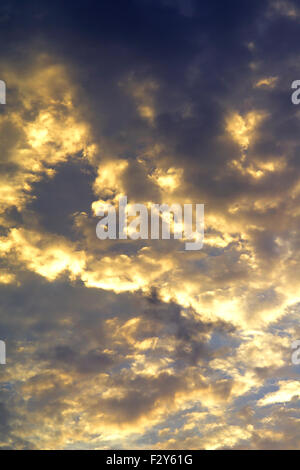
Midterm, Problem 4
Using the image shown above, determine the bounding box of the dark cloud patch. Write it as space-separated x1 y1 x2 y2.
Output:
100 372 185 423
28 159 96 239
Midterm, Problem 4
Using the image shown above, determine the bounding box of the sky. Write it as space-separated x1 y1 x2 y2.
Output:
0 0 300 450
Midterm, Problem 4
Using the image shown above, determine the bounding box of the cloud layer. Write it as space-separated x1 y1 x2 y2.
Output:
0 0 300 449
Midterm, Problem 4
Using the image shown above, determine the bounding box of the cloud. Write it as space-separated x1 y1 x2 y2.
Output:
0 0 300 450
258 380 300 406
